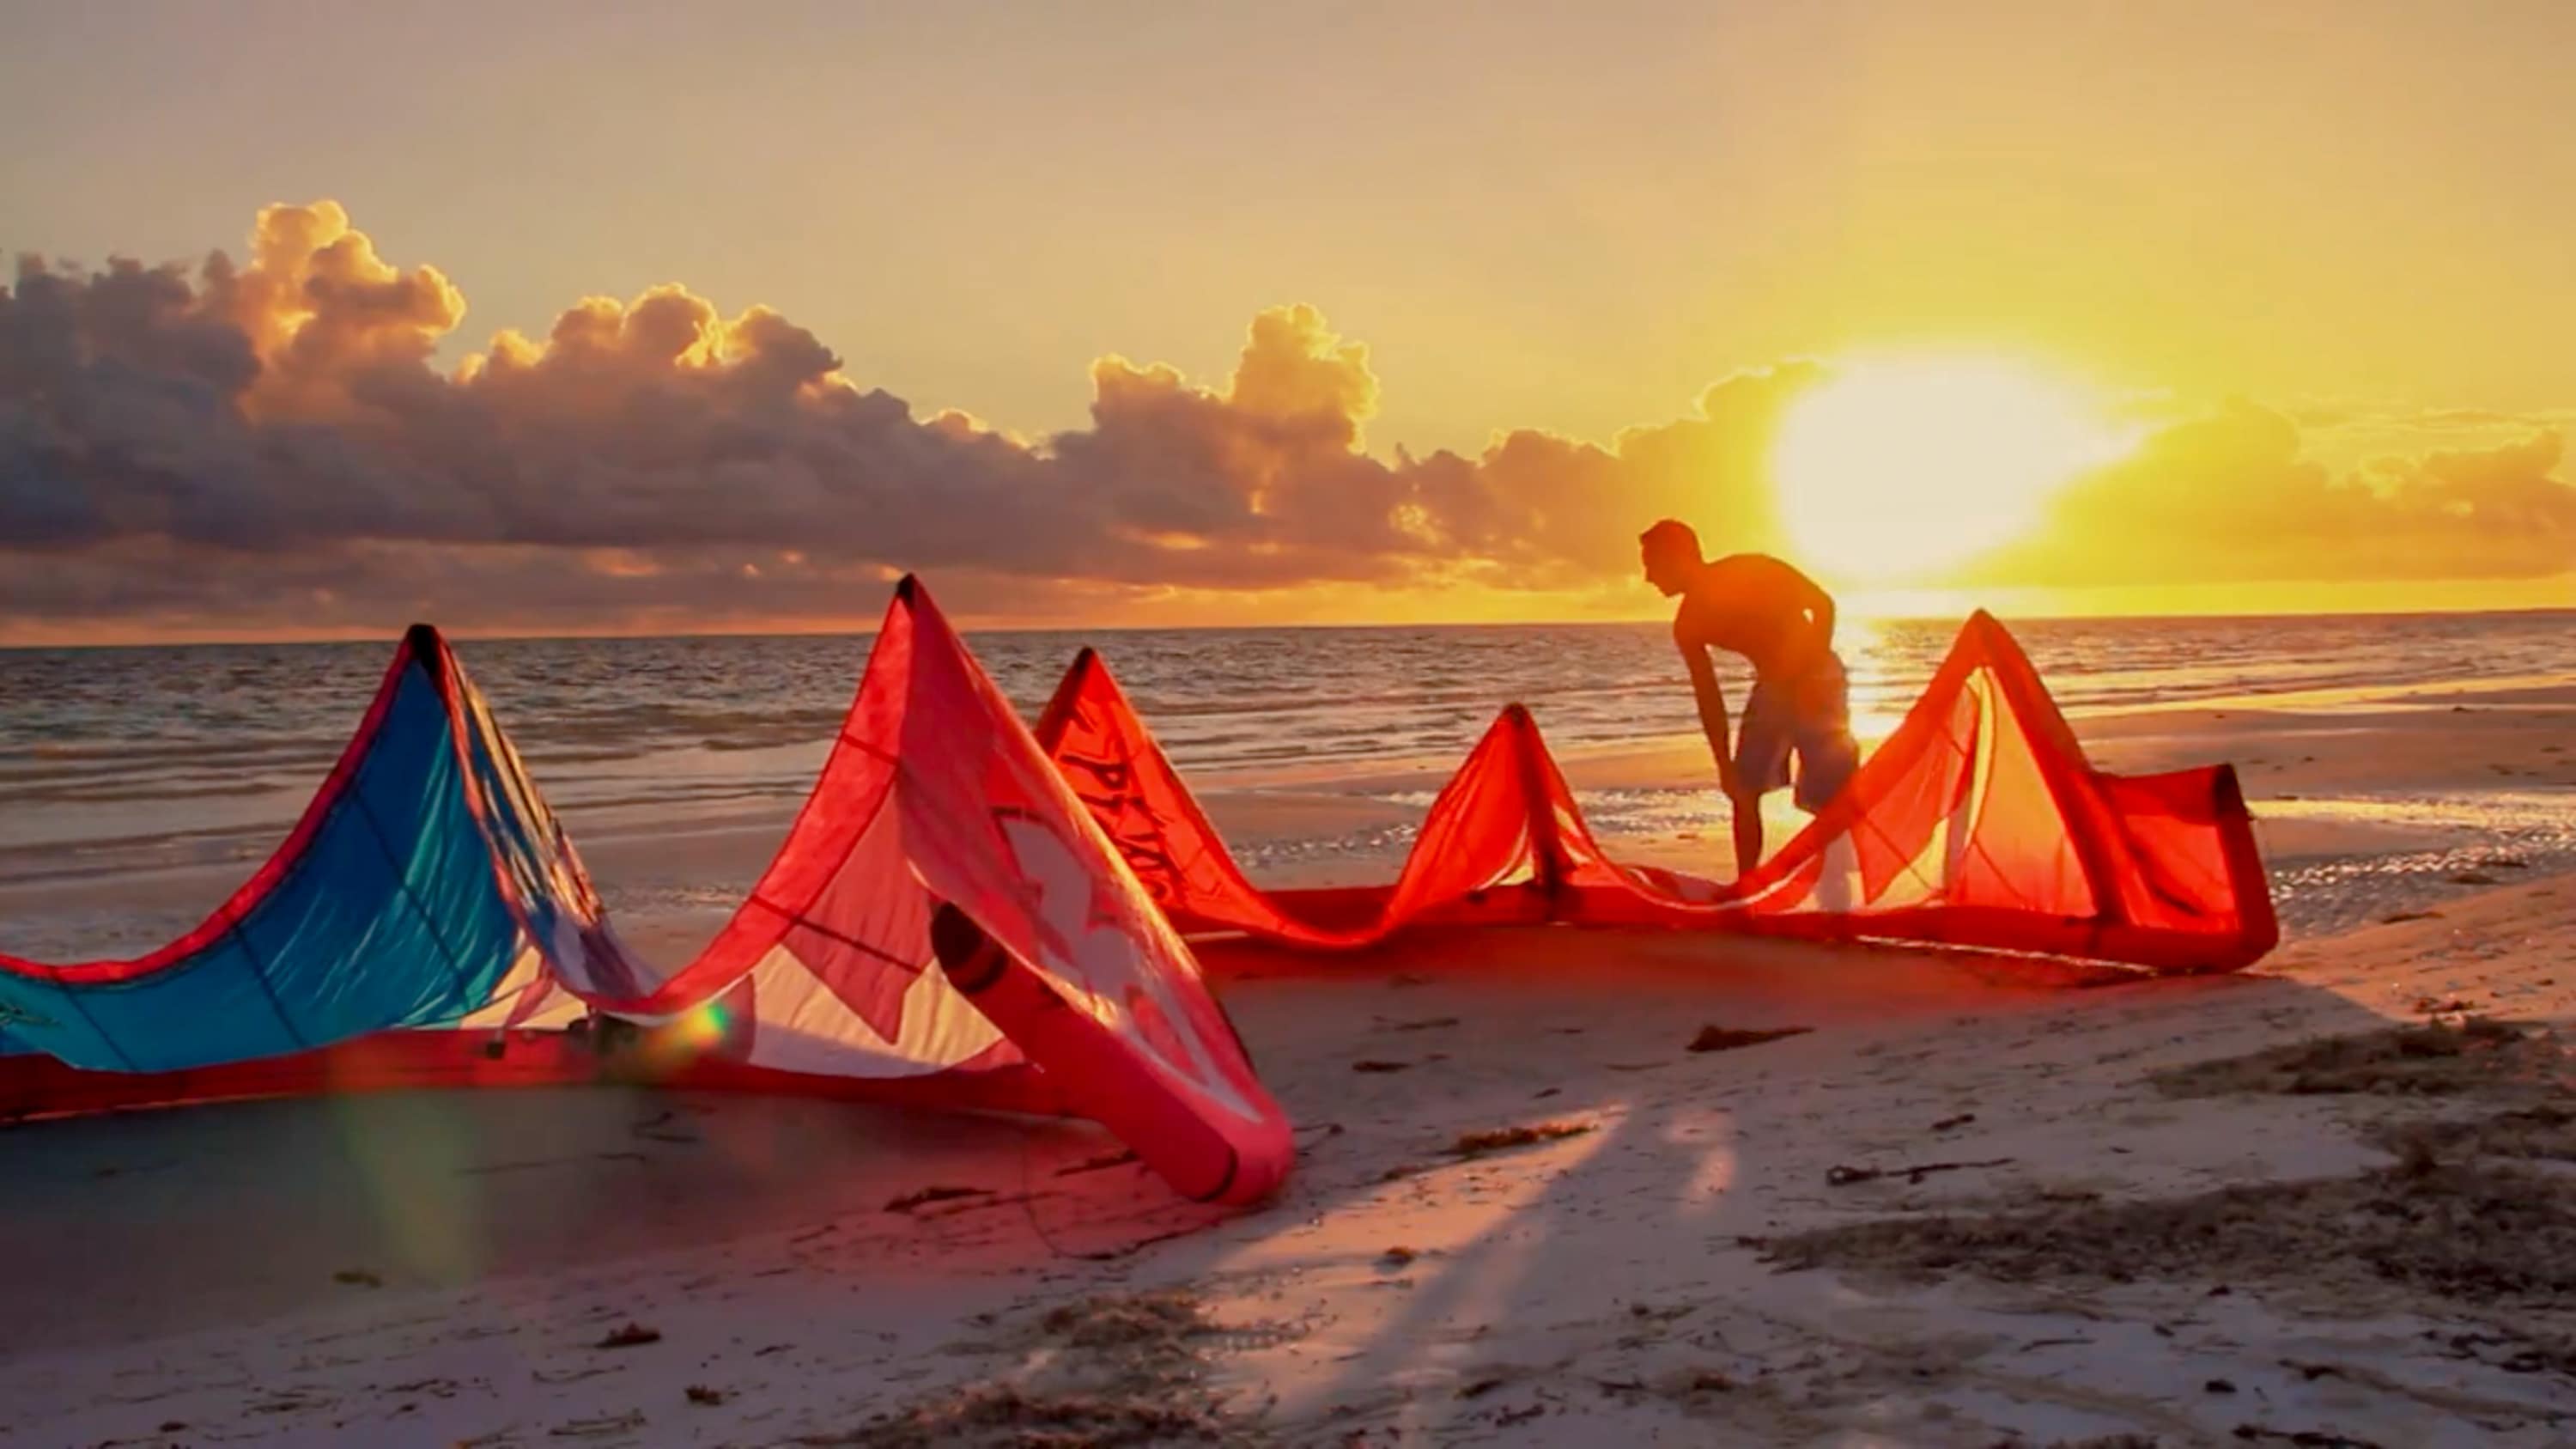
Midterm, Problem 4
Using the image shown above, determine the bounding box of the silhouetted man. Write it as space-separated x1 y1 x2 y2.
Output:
1641 520 1859 878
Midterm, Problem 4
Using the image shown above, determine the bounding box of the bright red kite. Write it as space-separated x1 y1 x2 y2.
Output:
1036 612 2275 974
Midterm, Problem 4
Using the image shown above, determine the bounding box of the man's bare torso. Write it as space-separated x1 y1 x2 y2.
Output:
1673 553 1832 680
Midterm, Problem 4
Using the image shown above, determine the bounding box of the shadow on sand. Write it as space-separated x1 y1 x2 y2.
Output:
0 925 2422 1443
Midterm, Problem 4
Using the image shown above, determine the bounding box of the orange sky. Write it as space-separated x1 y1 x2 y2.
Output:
2 1 2569 642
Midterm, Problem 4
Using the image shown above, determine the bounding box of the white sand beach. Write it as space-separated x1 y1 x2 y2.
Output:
12 6 2576 1442
2 679 2573 1447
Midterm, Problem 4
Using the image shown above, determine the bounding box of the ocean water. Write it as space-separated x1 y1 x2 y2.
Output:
2 610 2572 889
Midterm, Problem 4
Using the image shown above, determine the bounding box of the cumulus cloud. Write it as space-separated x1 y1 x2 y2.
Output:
1970 399 2576 587
3 202 2567 637
2 203 1819 633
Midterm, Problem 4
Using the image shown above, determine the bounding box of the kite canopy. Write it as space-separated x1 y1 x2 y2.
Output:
0 625 598 1072
0 583 2275 1207
0 581 1294 1206
1036 612 2276 973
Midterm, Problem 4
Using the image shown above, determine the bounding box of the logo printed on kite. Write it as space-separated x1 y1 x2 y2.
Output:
987 808 1262 1123
1051 747 1188 907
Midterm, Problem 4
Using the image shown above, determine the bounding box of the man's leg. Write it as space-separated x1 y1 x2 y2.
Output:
1789 656 1860 813
1790 655 1861 909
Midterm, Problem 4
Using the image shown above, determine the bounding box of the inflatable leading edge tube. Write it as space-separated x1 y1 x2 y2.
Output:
928 904 1286 1207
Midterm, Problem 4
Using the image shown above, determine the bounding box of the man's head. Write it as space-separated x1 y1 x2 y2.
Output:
1638 519 1704 597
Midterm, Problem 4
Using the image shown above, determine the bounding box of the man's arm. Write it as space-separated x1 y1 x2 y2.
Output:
1677 630 1739 796
1794 573 1836 669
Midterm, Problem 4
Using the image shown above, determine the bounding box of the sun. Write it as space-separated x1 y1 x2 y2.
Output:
1771 354 2135 588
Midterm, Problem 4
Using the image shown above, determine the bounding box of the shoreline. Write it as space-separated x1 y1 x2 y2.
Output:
5 673 2568 965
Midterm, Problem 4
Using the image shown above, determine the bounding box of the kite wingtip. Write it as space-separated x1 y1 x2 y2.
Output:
893 573 920 603
2210 760 2251 813
401 622 445 654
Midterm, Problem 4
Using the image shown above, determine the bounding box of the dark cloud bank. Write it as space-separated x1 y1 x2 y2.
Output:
3 204 2567 637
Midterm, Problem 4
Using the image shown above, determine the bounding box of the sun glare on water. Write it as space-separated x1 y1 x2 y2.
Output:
1771 355 2136 588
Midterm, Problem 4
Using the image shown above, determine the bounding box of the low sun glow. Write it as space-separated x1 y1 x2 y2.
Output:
1771 355 2136 588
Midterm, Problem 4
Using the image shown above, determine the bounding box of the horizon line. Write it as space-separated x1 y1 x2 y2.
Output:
7 600 2572 653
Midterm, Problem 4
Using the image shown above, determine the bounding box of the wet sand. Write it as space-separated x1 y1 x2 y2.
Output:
0 678 2570 1446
